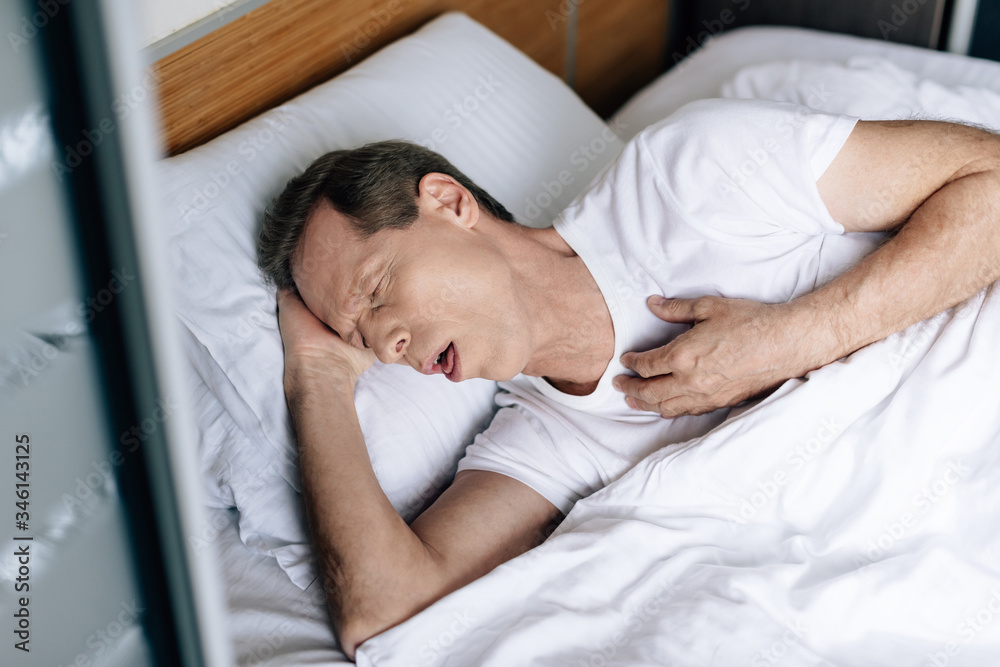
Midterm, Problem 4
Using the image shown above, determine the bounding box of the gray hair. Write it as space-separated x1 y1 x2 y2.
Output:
257 140 515 290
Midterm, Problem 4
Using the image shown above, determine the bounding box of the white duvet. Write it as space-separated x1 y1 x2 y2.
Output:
356 60 1000 667
358 265 1000 667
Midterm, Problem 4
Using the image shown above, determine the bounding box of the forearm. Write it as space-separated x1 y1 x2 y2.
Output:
794 168 1000 365
285 365 447 655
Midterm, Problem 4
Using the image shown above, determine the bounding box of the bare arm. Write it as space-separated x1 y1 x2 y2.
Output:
616 119 1000 417
278 290 561 659
803 119 1000 356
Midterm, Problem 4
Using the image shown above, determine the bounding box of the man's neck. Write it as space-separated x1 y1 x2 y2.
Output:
508 225 615 394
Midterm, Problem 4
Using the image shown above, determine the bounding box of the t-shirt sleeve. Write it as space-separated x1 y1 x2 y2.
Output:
637 98 859 238
456 404 582 516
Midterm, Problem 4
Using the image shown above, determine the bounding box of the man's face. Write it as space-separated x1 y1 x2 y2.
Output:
291 183 531 382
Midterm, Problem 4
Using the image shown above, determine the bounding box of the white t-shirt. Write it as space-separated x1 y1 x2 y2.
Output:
456 98 887 515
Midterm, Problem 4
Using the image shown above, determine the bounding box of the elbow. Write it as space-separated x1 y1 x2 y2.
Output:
326 588 380 661
319 574 381 660
319 544 450 659
321 572 415 659
336 610 402 662
335 591 445 660
314 558 394 658
336 617 369 662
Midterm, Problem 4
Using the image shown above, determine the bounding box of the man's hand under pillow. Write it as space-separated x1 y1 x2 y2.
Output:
277 289 377 391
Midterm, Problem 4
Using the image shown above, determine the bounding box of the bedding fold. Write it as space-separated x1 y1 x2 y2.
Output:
357 284 1000 666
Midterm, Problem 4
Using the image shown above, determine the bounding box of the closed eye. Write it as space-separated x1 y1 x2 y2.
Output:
371 276 386 311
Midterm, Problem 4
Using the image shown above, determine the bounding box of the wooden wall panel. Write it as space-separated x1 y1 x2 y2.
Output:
575 0 669 118
154 0 569 155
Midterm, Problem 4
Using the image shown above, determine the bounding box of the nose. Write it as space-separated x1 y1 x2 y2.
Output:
377 326 410 364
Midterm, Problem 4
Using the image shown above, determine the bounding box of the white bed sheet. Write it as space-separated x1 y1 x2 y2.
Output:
210 504 348 667
207 26 1000 667
186 363 349 665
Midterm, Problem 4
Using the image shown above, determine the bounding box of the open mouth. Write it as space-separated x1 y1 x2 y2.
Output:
433 341 461 382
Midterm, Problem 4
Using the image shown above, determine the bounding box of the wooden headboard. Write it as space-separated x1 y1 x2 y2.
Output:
153 0 669 156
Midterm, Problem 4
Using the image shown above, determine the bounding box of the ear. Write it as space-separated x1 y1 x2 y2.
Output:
418 172 480 230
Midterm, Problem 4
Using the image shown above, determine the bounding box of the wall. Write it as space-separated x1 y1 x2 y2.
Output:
139 0 242 45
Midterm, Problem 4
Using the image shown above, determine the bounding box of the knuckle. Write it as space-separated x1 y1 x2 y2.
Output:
644 400 663 415
688 374 716 395
667 348 695 371
631 356 652 378
635 382 657 402
686 376 707 394
692 296 716 319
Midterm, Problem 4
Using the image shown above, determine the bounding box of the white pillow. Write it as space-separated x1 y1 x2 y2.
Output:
182 327 498 587
161 12 625 588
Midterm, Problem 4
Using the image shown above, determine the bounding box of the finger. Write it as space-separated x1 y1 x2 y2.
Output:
625 391 699 418
613 373 683 405
646 295 700 323
656 396 718 418
619 348 670 378
624 394 662 414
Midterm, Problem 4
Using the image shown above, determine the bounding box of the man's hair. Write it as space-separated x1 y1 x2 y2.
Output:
257 140 515 290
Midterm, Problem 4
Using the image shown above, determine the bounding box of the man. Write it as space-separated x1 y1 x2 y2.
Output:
257 98 1000 659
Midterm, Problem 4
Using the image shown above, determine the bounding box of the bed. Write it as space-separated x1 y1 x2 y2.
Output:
160 13 1000 667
